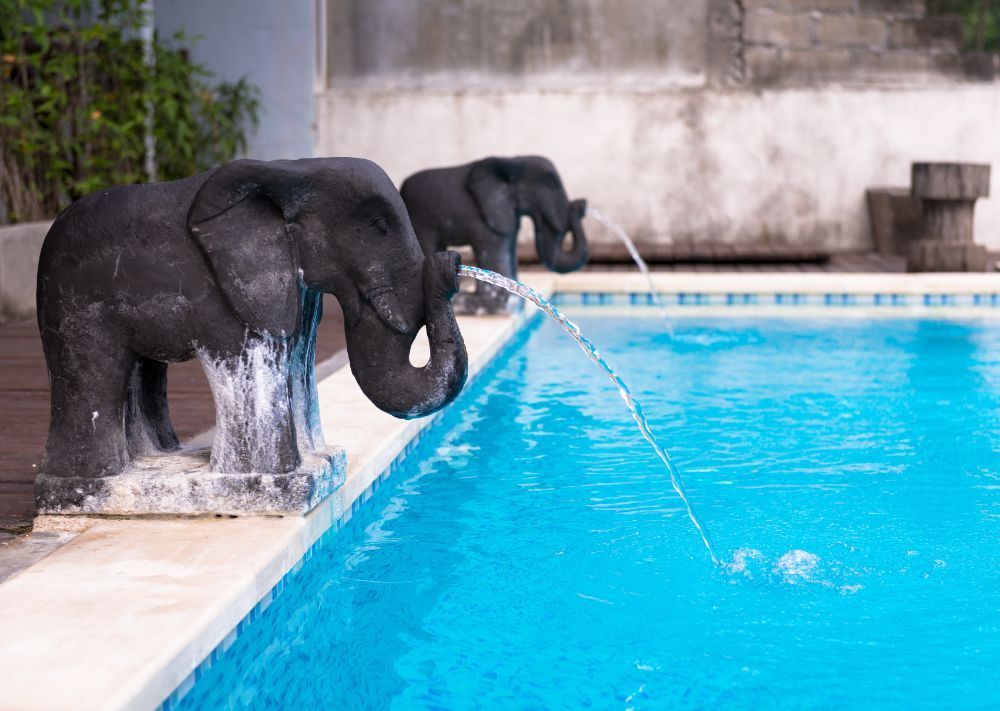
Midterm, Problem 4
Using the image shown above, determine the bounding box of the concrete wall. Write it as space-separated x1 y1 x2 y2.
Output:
317 85 1000 250
0 221 51 324
743 0 966 86
316 0 1000 252
154 0 316 161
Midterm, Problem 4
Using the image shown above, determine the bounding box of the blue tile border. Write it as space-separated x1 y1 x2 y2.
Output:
550 292 1000 309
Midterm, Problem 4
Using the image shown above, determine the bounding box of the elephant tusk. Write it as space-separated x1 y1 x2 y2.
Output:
367 286 411 334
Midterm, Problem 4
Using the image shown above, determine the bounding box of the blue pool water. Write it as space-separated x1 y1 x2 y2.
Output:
178 316 1000 709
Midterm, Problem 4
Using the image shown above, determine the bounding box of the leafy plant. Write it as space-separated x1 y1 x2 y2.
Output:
0 0 259 223
929 0 1000 51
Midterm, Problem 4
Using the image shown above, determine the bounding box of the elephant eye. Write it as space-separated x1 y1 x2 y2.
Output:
372 217 389 234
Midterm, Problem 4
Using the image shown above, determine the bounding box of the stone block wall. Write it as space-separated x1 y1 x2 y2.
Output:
743 0 965 85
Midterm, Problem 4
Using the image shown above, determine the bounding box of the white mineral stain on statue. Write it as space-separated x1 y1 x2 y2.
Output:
199 337 293 474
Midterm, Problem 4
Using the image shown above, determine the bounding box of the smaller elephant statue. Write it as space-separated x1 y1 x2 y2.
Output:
400 156 589 314
35 157 469 489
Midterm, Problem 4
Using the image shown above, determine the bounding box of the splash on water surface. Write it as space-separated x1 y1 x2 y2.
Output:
774 549 820 579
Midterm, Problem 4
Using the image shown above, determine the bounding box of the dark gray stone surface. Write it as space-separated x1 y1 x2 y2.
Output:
912 162 991 201
866 188 923 256
740 0 970 87
401 156 588 314
907 162 991 272
907 241 988 272
324 1 709 87
35 158 468 512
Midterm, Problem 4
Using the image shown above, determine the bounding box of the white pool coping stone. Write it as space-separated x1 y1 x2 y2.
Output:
2 270 999 710
552 271 1000 294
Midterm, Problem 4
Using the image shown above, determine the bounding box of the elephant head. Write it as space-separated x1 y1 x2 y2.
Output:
186 157 468 419
466 156 589 273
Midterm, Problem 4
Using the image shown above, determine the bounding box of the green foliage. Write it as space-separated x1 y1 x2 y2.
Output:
928 0 1000 51
0 0 259 223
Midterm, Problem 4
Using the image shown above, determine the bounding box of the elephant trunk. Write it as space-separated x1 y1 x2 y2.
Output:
344 252 468 419
536 198 589 274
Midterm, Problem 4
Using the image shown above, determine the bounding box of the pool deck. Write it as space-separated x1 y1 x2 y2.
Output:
3 269 1000 710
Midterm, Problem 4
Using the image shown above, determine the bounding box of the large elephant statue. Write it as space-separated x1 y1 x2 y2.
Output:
36 158 468 481
400 156 588 314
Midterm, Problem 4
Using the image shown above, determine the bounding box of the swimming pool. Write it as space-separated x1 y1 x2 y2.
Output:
174 313 1000 709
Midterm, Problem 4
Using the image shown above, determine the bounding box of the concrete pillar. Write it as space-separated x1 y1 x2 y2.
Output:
907 162 991 272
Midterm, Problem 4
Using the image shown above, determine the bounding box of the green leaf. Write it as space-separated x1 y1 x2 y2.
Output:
1 0 260 221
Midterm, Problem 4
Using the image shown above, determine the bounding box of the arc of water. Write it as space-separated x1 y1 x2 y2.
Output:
459 265 720 565
588 208 673 333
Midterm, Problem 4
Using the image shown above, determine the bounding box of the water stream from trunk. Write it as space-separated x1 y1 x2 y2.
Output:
458 265 720 565
588 208 672 332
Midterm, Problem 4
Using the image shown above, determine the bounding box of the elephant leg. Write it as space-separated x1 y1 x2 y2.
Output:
42 338 136 479
198 339 300 474
289 289 325 452
125 357 181 457
454 235 520 315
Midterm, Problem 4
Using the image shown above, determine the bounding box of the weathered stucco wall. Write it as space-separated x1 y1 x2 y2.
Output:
315 0 1000 251
317 85 1000 250
155 0 316 161
324 0 710 88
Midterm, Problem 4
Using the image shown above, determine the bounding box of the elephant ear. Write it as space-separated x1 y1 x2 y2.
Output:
465 157 523 235
187 160 301 338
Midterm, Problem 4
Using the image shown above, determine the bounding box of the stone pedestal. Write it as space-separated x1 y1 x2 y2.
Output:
907 162 990 272
35 447 345 516
866 188 922 256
